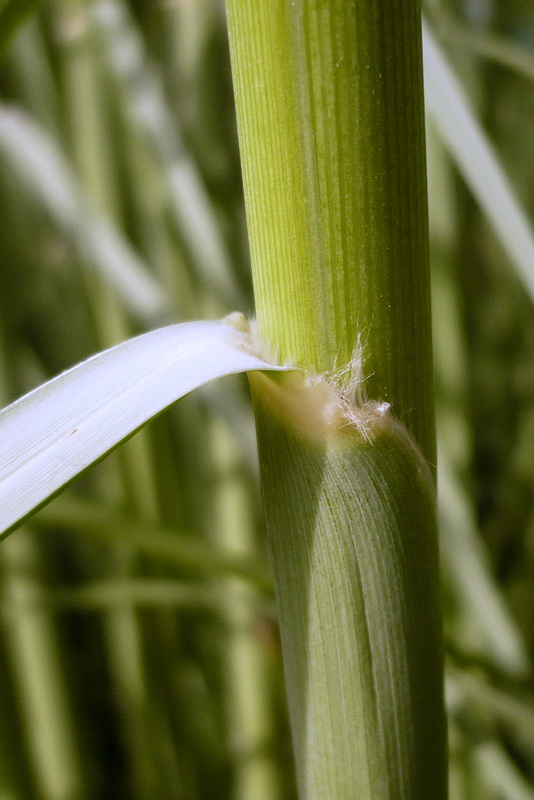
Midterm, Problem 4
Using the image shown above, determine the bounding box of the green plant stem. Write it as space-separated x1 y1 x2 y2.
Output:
250 371 446 799
226 1 447 798
226 0 434 459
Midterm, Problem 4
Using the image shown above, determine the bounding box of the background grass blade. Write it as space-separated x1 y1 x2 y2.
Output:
0 0 42 61
423 21 534 304
0 106 167 322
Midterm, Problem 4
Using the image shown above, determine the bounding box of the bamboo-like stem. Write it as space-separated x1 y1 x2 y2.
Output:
226 0 434 460
226 1 447 797
250 371 446 799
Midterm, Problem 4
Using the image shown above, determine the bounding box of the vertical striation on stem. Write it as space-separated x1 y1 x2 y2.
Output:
226 1 447 797
227 0 434 461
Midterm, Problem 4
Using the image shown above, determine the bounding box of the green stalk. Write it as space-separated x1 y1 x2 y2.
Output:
226 0 434 458
250 372 445 799
209 417 281 800
226 1 447 798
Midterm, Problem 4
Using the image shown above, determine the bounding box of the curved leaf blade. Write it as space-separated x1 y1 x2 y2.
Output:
0 318 290 537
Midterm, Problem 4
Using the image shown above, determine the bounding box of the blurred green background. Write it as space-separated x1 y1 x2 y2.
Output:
0 1 533 798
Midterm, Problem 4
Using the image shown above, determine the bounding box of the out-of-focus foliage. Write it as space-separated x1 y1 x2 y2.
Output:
0 1 532 798
427 2 534 797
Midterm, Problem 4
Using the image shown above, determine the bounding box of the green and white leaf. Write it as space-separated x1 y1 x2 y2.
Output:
0 317 290 537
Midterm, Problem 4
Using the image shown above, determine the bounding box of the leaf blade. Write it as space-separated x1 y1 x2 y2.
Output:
0 318 290 536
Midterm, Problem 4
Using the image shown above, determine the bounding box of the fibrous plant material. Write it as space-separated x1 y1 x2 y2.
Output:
226 0 447 797
226 0 435 460
249 365 446 800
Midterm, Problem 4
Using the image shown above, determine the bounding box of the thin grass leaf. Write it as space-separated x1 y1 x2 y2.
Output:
0 105 167 322
92 0 242 307
435 17 534 83
33 495 272 590
438 457 530 676
474 742 534 800
1 529 87 798
447 663 534 744
1 580 275 617
0 317 291 537
423 22 534 303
